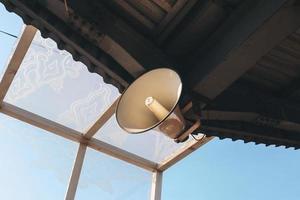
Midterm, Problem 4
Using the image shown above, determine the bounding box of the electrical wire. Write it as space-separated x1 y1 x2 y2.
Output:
191 133 206 142
0 28 62 54
0 29 18 38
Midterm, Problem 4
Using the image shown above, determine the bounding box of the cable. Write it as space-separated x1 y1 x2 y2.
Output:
0 29 18 38
191 133 206 142
0 28 62 54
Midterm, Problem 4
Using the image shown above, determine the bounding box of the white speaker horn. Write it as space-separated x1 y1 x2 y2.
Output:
116 68 187 140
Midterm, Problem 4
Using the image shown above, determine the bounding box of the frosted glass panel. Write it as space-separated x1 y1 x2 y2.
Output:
0 4 23 81
0 113 78 200
5 31 119 132
76 148 152 200
94 115 191 163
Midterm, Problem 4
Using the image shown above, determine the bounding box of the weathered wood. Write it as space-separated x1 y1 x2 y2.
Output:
165 1 227 56
152 0 172 12
278 77 300 97
190 0 300 100
9 0 131 87
0 25 36 103
126 0 166 23
48 0 154 77
201 111 259 121
105 0 155 30
208 81 300 125
65 144 87 200
156 0 198 43
201 120 300 149
69 0 173 68
47 0 173 71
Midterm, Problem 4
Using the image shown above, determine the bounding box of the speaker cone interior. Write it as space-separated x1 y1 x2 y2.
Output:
116 68 185 139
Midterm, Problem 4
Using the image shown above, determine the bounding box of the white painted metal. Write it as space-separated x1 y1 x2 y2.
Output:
84 97 119 139
0 102 158 172
65 144 87 200
158 136 214 171
0 21 212 200
150 171 163 200
0 25 36 103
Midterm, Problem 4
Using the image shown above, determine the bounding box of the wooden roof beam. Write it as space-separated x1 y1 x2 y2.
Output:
48 0 173 76
201 120 300 149
4 0 132 88
278 77 300 97
207 82 300 126
77 1 175 68
189 0 300 100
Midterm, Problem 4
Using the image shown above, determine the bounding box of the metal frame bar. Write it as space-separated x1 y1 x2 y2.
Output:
84 97 119 139
0 24 212 200
65 144 87 200
0 25 36 103
1 102 83 142
176 120 201 142
87 138 157 171
0 102 157 171
150 171 163 200
158 136 214 171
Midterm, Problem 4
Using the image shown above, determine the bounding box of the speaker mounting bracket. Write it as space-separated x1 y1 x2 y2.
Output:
174 119 201 143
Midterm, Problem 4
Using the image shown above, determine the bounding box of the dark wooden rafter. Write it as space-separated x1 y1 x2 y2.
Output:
103 0 156 31
183 1 300 150
125 0 166 24
2 0 300 150
188 0 300 100
203 81 300 124
102 0 198 45
197 81 300 148
1 0 176 88
152 0 173 12
164 0 232 56
201 110 300 133
68 0 175 70
155 0 198 43
278 77 300 97
201 120 300 149
1 0 133 91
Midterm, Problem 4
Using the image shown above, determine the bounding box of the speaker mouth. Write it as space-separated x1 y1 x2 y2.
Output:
115 68 183 135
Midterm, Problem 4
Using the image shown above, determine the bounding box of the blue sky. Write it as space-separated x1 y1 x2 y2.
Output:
0 113 77 200
0 3 23 78
1 3 300 200
163 139 300 200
